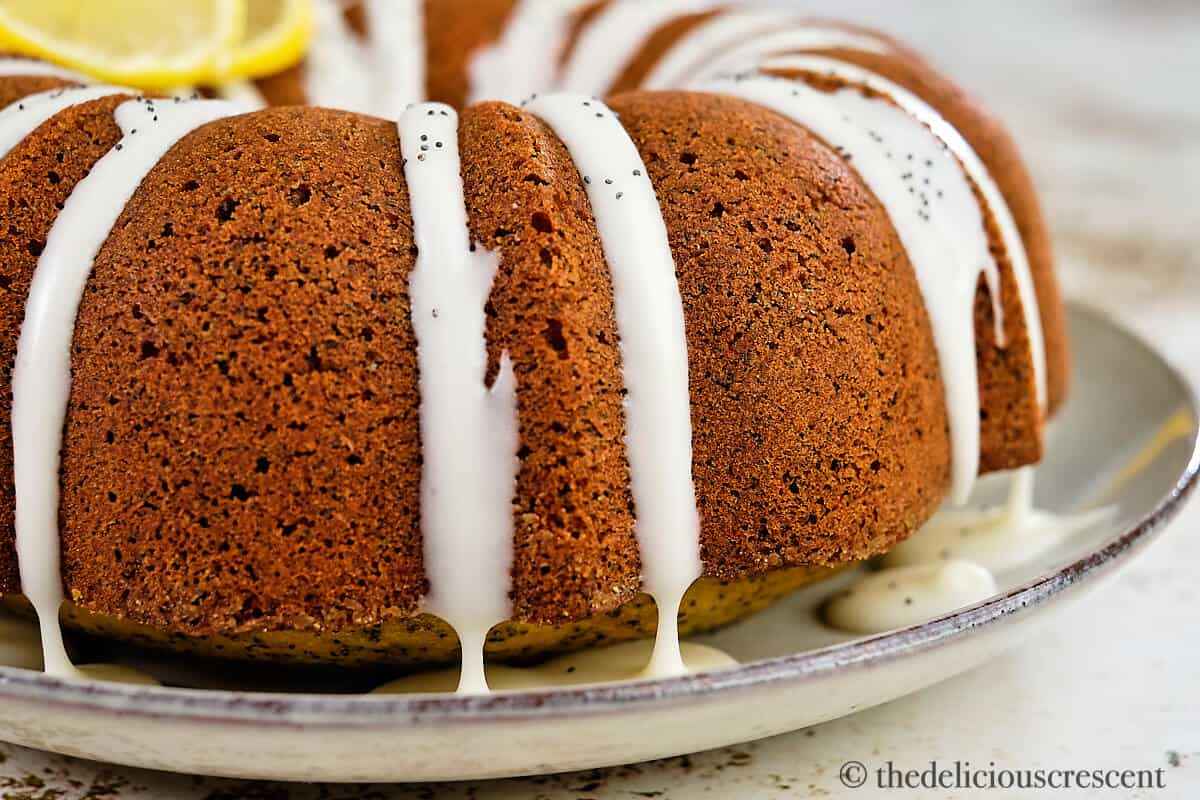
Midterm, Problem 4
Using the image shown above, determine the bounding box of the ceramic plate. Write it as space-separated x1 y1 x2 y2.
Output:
0 304 1195 782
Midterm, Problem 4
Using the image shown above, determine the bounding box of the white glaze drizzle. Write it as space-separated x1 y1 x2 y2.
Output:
0 86 125 159
763 54 1047 409
362 0 426 118
0 57 85 81
399 103 520 695
523 94 701 679
303 0 376 113
684 26 890 87
702 72 1002 504
824 559 997 635
1007 463 1036 530
468 0 595 105
557 0 717 98
373 639 736 694
644 12 886 90
13 97 246 678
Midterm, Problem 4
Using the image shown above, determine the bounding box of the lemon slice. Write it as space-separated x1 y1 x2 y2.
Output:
0 0 243 90
222 0 313 81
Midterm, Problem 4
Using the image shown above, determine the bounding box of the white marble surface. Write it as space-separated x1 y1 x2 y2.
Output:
1 0 1198 796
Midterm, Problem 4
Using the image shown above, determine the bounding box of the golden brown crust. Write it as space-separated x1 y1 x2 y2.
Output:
460 102 641 624
0 90 131 596
610 91 950 575
59 107 426 636
610 12 1065 440
767 66 1045 471
798 41 1069 420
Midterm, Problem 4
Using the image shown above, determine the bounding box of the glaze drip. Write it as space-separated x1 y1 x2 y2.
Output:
763 54 1047 409
399 102 520 695
523 94 702 679
12 97 246 678
704 71 1003 503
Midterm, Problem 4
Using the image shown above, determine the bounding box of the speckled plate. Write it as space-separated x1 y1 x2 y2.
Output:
0 304 1195 782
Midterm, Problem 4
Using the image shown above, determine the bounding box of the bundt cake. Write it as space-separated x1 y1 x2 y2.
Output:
0 0 1069 693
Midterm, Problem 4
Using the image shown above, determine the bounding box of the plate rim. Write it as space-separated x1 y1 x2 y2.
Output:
1 303 1197 727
